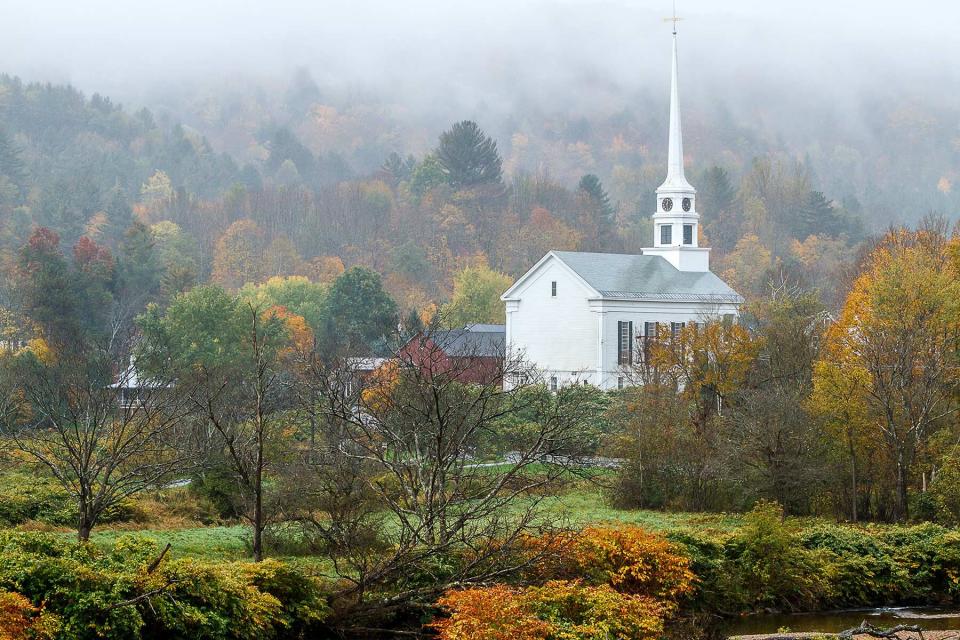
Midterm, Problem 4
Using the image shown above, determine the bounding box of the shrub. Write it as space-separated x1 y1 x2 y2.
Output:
0 589 59 639
435 526 692 639
0 472 140 528
0 473 74 526
433 581 667 640
0 532 330 640
720 501 836 611
432 584 550 640
531 525 694 602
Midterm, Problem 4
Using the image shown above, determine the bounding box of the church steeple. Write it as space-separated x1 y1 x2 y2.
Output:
661 32 694 192
644 20 711 273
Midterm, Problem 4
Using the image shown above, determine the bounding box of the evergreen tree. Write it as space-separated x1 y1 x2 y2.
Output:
380 152 409 186
577 174 615 250
402 308 425 338
285 67 321 115
118 221 161 310
435 121 503 189
266 128 316 179
698 166 736 216
0 128 27 195
15 228 81 349
796 190 844 240
104 186 134 246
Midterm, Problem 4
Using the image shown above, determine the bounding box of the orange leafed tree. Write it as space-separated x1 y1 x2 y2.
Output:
0 590 56 640
433 526 692 640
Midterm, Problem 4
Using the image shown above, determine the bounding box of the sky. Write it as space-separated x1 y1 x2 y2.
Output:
3 0 958 113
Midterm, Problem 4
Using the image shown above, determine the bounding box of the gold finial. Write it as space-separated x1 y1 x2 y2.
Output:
663 1 682 35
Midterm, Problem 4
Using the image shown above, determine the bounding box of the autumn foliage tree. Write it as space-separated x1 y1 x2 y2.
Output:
211 219 267 290
443 264 512 326
139 286 306 560
813 225 960 521
433 526 693 640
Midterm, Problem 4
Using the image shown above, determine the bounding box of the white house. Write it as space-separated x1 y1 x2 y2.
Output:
501 29 743 391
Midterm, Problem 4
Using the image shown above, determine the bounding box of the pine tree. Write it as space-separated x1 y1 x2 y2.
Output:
577 174 615 250
435 121 503 189
699 166 741 253
795 190 842 240
118 221 161 309
698 166 736 215
0 128 27 191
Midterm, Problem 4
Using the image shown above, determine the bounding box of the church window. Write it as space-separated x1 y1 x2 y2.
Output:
617 321 634 365
549 376 558 392
671 321 685 340
618 376 624 390
660 225 672 245
683 224 693 245
551 281 557 297
643 321 658 362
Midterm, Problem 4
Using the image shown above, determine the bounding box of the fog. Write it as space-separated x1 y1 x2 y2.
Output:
5 0 958 118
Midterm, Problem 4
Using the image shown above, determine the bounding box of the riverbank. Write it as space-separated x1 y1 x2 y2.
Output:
731 632 960 640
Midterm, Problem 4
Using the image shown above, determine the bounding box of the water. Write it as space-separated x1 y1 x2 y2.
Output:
724 607 960 636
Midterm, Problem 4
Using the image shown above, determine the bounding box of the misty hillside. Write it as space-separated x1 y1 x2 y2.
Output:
2 9 959 318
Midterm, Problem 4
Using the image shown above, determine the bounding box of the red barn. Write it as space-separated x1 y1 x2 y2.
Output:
399 324 505 385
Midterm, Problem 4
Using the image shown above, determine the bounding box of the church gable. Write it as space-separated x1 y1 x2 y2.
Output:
501 252 599 302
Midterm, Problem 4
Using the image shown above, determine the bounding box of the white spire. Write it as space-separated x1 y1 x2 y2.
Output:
659 32 694 192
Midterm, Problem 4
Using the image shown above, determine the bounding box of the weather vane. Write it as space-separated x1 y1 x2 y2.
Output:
663 1 682 35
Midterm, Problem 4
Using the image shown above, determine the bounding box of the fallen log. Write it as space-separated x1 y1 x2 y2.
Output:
839 622 925 640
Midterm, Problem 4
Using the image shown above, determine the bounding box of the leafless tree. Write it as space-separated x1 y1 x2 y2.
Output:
1 344 194 541
296 332 596 630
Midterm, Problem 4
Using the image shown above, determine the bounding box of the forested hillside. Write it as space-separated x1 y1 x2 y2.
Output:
6 69 950 331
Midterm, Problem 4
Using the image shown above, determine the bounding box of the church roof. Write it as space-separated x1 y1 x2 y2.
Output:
552 251 743 303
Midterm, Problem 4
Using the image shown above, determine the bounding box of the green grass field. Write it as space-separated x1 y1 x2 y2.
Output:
89 524 251 560
75 485 746 564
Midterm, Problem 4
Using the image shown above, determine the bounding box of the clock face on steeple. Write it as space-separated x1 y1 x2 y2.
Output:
682 197 691 212
661 197 673 212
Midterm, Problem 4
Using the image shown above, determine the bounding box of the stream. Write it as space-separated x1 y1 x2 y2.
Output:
724 606 960 636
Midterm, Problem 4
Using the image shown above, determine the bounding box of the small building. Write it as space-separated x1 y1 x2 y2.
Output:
109 361 170 410
343 356 392 396
400 324 505 385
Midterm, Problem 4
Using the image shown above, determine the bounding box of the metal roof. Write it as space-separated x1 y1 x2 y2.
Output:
428 325 505 357
552 251 743 304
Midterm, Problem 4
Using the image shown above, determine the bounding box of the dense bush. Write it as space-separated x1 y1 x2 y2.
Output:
434 581 669 640
0 472 139 527
665 502 960 616
0 473 75 526
528 525 695 601
0 532 330 640
434 526 693 639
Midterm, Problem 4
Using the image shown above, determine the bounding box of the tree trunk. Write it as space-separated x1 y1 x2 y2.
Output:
895 452 909 522
78 486 92 541
253 436 264 562
847 429 858 522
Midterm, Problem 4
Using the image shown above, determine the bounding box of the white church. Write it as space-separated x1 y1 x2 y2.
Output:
501 30 743 390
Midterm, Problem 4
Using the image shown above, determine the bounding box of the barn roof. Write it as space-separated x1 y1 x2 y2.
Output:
428 324 505 357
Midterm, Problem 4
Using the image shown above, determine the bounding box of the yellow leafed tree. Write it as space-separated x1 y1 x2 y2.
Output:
812 227 960 520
